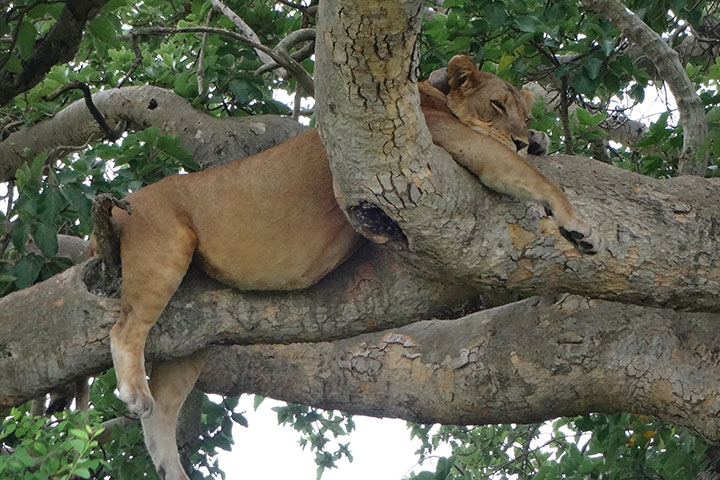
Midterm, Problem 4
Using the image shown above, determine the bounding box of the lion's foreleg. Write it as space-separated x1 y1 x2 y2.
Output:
431 122 600 254
468 153 600 254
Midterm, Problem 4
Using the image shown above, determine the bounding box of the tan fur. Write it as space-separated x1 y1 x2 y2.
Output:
108 55 599 479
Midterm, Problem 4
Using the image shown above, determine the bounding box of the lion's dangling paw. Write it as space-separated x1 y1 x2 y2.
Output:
558 224 602 255
118 378 155 419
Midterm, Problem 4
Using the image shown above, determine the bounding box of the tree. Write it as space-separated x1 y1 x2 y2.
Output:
1 0 720 478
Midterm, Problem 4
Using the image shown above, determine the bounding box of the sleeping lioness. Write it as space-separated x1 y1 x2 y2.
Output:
101 55 599 479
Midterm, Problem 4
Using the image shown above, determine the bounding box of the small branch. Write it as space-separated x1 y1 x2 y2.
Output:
580 0 708 176
559 77 574 154
196 9 214 97
126 26 314 95
90 193 132 268
2 119 24 140
254 28 316 76
45 82 123 141
209 0 282 75
5 180 14 217
118 34 143 87
293 87 303 121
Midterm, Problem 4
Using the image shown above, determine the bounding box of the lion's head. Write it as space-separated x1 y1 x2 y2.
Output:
429 55 535 155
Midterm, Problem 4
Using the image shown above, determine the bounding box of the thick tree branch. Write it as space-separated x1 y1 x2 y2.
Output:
0 0 109 105
0 85 306 181
0 245 473 410
580 0 708 176
198 294 720 442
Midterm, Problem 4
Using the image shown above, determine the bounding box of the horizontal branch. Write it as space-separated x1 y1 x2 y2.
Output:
0 85 306 181
199 294 720 442
0 245 473 410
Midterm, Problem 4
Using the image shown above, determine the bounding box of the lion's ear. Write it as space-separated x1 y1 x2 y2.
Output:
447 55 481 91
521 88 535 112
428 68 450 94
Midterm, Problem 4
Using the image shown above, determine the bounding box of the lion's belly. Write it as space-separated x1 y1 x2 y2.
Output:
194 205 360 290
181 129 361 290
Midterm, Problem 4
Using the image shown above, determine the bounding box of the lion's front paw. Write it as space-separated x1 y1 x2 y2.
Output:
117 377 155 419
558 224 602 255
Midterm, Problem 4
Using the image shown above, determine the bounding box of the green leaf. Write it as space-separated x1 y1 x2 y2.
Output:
413 472 436 480
515 16 537 33
16 21 38 60
73 467 92 478
33 223 58 257
11 222 31 251
576 107 592 125
2 55 22 73
88 15 121 49
229 80 253 102
584 58 603 80
253 395 265 410
231 412 248 428
70 428 89 440
435 456 454 480
12 254 44 288
600 38 616 57
570 74 597 98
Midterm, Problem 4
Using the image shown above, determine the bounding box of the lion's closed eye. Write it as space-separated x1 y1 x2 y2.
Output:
491 99 506 113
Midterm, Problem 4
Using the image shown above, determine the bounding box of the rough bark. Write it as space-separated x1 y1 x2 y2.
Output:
580 0 708 176
198 294 720 442
0 85 306 182
0 0 109 105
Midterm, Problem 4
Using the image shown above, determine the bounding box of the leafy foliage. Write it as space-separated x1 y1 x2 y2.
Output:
0 406 106 479
407 414 709 480
272 401 355 479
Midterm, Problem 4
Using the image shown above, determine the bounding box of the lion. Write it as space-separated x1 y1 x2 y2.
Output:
100 55 599 479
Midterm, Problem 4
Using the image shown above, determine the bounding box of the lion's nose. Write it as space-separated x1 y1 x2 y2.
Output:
513 138 528 152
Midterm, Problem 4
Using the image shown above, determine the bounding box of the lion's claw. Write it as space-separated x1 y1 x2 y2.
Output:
558 225 601 255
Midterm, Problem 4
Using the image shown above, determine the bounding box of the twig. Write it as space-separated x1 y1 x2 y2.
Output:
254 28 315 75
126 26 314 95
293 87 303 121
45 82 124 141
197 9 214 96
4 180 13 217
209 0 279 72
2 119 24 140
118 34 143 87
559 77 574 154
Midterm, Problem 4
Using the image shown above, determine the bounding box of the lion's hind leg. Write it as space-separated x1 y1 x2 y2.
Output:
111 220 197 419
142 350 208 480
